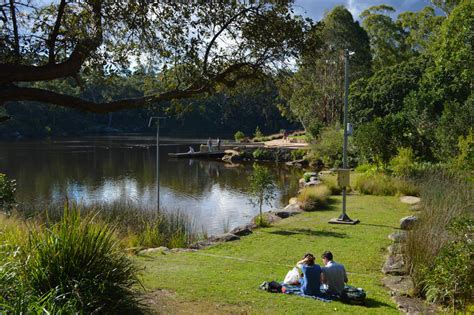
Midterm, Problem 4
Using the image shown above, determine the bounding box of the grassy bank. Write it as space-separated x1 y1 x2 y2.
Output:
137 195 411 314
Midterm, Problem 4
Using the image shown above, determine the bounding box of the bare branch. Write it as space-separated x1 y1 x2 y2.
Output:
8 0 20 61
47 0 67 64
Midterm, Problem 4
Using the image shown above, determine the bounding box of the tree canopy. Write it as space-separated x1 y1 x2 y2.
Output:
0 0 307 112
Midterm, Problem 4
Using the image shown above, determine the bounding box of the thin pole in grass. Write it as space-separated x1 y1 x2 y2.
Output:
329 49 359 225
148 117 166 213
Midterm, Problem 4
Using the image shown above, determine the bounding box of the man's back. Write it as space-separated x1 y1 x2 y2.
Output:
322 261 347 295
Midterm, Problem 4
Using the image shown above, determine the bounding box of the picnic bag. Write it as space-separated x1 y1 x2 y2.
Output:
283 267 300 285
342 285 366 305
259 281 282 293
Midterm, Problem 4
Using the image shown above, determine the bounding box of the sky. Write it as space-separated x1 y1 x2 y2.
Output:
293 0 438 21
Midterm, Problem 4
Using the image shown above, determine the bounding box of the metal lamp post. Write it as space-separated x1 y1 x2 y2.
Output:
148 117 166 212
329 49 359 225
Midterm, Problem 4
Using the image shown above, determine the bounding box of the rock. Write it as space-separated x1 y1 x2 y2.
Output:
304 179 322 187
283 203 302 212
299 178 306 188
389 231 407 243
319 170 334 175
212 233 240 242
392 295 438 314
382 276 414 296
400 216 418 230
253 212 281 224
410 204 422 211
274 209 301 218
289 197 299 205
222 154 242 163
229 224 254 236
170 248 198 253
382 254 406 275
286 159 308 167
138 246 170 255
400 196 421 205
388 243 404 255
189 240 217 249
303 172 318 178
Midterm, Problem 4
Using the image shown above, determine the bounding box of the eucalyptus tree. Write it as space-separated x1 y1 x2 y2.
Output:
278 6 371 135
0 0 307 113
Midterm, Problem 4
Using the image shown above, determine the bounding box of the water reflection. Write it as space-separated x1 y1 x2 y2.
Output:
0 137 303 234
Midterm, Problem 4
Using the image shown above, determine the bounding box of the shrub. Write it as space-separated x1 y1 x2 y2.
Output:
0 173 16 208
320 176 342 195
254 126 264 139
234 131 245 142
297 185 331 211
0 208 142 313
450 129 474 171
390 147 416 177
310 125 344 168
291 149 307 161
252 148 273 160
405 170 473 311
421 218 473 310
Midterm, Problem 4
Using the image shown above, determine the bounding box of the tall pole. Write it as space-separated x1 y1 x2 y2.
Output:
149 117 165 213
156 118 160 212
329 49 358 225
341 49 349 221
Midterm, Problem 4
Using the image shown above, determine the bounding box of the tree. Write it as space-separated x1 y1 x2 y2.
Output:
248 164 276 226
0 1 306 113
278 6 371 135
360 5 410 70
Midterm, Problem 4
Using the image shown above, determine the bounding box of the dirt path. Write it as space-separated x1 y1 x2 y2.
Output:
263 139 308 149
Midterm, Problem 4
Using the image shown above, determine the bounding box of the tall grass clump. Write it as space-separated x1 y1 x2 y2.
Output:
405 169 473 311
18 201 200 249
297 185 331 211
0 208 142 313
354 173 419 196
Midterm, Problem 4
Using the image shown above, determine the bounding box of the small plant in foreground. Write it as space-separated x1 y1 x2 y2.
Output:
0 207 142 313
248 164 276 227
0 173 16 208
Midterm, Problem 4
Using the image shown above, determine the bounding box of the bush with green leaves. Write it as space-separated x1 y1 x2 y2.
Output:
0 173 16 207
405 169 473 312
355 173 419 196
248 164 276 226
0 208 142 313
310 125 355 168
290 149 307 161
254 126 264 139
420 218 473 311
390 147 416 177
252 148 273 160
234 131 245 142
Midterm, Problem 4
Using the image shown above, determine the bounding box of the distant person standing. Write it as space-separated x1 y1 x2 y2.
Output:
283 130 289 142
207 137 213 152
216 137 221 150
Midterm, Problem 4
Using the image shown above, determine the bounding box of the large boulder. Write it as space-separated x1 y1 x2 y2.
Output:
138 246 170 255
392 296 438 314
212 233 240 242
400 216 418 230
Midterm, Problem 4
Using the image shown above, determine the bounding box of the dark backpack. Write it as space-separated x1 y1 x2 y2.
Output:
259 281 282 293
342 285 366 305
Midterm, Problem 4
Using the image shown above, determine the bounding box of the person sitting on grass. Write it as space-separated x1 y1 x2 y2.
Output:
321 250 348 297
296 253 322 297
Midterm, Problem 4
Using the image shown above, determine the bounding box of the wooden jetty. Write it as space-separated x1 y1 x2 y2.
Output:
168 151 226 159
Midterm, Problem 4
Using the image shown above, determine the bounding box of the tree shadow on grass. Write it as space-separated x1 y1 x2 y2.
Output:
303 198 339 212
266 228 348 238
358 222 399 229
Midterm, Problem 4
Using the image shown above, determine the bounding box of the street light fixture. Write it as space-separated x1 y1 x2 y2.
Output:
329 49 359 225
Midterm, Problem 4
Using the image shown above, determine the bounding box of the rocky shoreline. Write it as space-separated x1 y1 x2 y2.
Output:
381 196 439 314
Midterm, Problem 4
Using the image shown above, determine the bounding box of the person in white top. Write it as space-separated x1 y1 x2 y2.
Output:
321 250 348 296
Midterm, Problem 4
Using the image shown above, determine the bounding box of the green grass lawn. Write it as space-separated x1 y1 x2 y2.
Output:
137 195 411 314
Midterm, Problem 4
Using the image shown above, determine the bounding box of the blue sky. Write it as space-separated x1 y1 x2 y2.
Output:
293 0 438 21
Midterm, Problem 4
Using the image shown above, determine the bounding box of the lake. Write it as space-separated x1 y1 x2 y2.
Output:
0 136 303 235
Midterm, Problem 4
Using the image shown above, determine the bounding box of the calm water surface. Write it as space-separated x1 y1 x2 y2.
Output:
0 136 303 234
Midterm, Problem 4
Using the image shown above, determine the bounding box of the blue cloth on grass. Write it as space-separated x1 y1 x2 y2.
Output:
281 283 332 302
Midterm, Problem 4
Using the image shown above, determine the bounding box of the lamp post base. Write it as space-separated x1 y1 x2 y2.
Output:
328 213 360 225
